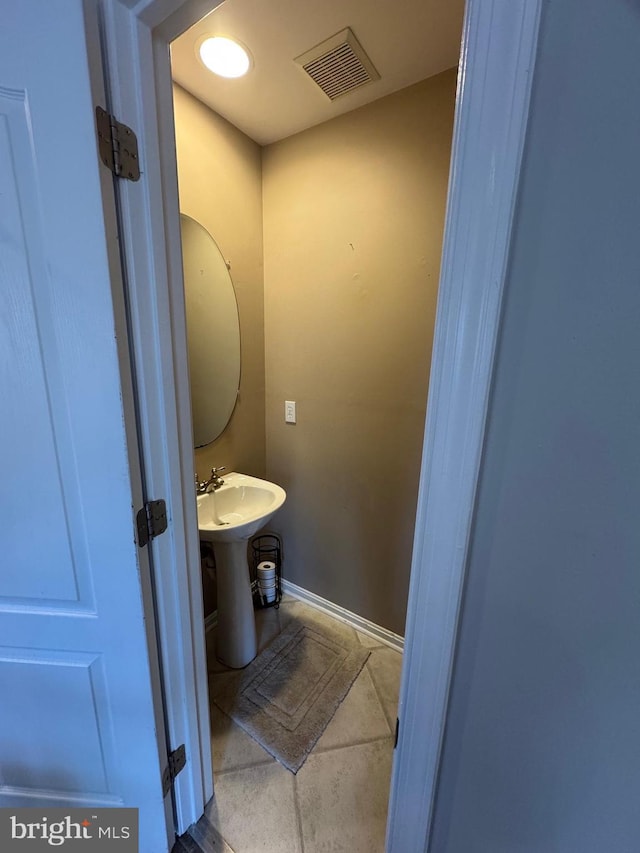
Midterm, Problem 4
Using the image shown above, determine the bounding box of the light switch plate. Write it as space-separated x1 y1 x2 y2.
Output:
285 400 296 423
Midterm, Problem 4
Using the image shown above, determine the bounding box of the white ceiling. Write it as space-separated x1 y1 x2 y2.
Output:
170 0 464 146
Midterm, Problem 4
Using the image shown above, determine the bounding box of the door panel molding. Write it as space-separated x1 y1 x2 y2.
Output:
1 2 170 848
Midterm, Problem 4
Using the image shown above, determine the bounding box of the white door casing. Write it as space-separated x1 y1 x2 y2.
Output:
386 1 543 848
0 2 171 850
99 0 216 832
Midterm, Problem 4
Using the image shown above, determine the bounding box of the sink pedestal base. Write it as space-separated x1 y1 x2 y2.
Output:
214 540 257 668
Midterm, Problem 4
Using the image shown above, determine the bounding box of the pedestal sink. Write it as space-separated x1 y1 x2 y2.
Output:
197 472 286 668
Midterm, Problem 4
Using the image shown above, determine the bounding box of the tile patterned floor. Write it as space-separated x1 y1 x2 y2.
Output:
175 596 402 853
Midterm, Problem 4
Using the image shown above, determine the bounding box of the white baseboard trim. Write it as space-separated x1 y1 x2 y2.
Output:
204 611 217 633
281 579 404 653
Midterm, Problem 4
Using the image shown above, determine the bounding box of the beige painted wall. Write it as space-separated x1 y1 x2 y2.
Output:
174 84 266 480
173 84 265 615
262 70 456 634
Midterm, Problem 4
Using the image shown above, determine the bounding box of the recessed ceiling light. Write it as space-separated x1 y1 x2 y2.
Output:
198 36 251 78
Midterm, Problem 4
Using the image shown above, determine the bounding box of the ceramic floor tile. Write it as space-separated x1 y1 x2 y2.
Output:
206 763 302 853
208 669 238 703
189 812 235 853
205 600 397 852
354 629 386 649
254 606 288 653
281 600 359 644
314 662 392 751
296 739 394 853
206 607 289 676
271 600 300 634
206 628 231 674
210 705 276 773
366 647 403 730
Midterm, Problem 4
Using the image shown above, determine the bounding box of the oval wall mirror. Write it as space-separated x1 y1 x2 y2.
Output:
180 214 241 447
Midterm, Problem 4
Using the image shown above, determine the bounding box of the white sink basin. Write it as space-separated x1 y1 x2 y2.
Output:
197 472 286 543
196 472 286 668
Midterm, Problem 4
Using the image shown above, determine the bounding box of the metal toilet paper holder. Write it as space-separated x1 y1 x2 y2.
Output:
250 532 283 609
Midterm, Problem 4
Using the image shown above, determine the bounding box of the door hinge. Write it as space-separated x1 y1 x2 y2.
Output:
96 106 140 181
394 717 399 749
136 499 168 548
162 744 186 797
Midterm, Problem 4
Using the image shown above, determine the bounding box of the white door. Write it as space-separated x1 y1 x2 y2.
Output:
0 2 172 850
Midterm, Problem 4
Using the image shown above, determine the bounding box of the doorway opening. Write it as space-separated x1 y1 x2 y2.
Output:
102 0 540 845
167 1 463 848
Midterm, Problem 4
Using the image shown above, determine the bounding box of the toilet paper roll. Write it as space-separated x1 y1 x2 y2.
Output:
257 560 277 577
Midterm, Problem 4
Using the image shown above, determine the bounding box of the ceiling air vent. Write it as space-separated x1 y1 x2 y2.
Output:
295 28 380 101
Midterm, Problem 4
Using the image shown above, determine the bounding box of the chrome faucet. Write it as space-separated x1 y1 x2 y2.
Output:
195 467 226 494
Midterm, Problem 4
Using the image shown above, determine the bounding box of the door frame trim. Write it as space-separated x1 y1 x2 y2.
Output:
99 0 225 833
103 0 543 844
385 1 543 848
